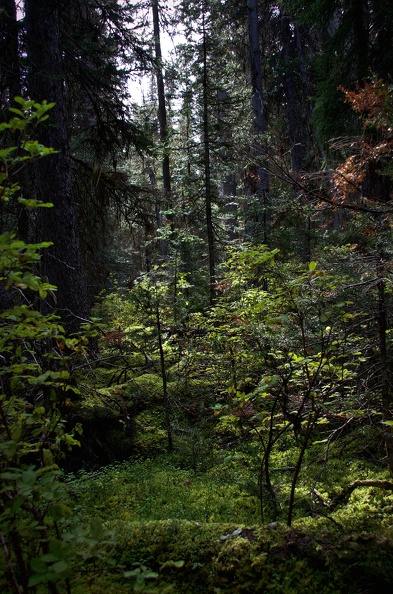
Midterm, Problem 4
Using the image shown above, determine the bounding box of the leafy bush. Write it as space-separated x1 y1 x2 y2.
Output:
0 99 105 594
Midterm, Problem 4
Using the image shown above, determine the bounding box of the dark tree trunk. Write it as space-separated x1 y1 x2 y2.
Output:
152 0 170 259
0 0 30 308
202 11 216 304
246 0 269 243
377 262 393 476
25 0 89 330
0 0 20 106
155 297 173 451
0 0 20 241
152 0 171 198
279 13 312 261
217 88 238 240
280 15 308 174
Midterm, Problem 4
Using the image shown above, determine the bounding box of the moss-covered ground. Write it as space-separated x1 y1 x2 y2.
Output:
56 453 393 594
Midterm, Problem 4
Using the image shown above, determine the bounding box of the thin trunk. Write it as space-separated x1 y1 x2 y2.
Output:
147 165 167 264
287 412 316 526
152 0 170 259
280 14 307 174
9 528 29 594
0 0 22 238
0 0 31 312
280 13 315 261
377 261 393 475
155 295 173 451
152 0 171 197
0 530 22 594
202 11 215 304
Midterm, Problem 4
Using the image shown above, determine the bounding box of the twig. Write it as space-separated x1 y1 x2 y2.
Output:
0 532 22 594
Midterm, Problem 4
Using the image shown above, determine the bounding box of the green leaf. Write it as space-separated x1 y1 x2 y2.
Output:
30 558 47 574
144 571 159 579
160 560 185 570
18 198 54 209
28 574 47 587
51 560 69 574
22 468 38 485
40 554 59 563
124 569 140 578
8 108 24 117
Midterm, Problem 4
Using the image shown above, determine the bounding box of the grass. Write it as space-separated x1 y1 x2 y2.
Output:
66 456 261 527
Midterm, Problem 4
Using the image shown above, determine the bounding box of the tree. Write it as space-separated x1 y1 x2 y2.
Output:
60 0 152 295
0 0 20 109
245 0 270 242
285 0 393 143
329 79 393 474
152 0 172 201
24 0 90 329
0 98 95 594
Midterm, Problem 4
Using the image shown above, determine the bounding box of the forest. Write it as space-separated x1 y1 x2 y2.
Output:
1 0 393 592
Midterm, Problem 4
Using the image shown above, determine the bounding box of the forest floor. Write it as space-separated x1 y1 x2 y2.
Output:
62 454 393 594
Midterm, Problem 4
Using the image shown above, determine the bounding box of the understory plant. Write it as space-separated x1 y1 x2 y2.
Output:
208 242 393 524
0 99 106 593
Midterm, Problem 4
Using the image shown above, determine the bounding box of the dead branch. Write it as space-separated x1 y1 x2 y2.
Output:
331 479 393 509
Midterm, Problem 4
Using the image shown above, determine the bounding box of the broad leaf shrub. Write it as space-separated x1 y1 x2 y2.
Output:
0 100 107 594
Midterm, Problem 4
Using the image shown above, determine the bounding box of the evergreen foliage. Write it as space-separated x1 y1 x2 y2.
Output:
1 1 393 592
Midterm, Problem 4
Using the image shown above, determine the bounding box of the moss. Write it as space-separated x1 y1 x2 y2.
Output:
114 521 343 593
130 374 164 403
62 450 393 592
15 517 388 594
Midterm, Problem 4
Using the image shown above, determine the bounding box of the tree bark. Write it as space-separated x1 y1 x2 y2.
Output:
152 0 171 198
279 13 312 261
279 14 307 174
0 0 23 243
152 0 170 259
0 0 20 105
217 88 238 240
202 10 216 304
25 0 90 330
155 293 173 451
246 0 269 242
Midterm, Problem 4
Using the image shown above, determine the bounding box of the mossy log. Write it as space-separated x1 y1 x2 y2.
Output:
331 479 393 509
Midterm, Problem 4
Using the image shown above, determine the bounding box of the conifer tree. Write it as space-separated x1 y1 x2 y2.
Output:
25 0 90 329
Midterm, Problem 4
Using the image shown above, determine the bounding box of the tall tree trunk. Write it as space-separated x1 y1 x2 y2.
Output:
280 13 312 261
0 0 20 239
0 0 30 311
152 0 171 198
152 0 170 259
280 15 307 174
217 88 238 240
0 0 20 106
25 0 89 330
246 0 269 243
202 10 216 304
